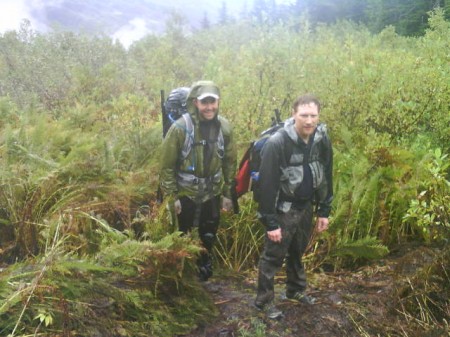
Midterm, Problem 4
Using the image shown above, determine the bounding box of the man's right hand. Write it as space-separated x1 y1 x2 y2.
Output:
267 228 282 243
316 217 329 233
174 199 182 215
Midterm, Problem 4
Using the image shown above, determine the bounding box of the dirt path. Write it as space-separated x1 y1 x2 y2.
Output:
182 271 386 337
179 245 446 337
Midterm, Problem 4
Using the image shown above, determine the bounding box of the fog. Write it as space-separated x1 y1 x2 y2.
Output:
0 0 39 33
0 0 295 48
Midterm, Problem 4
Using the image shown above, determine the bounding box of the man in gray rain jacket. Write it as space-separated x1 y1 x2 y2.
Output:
254 94 333 318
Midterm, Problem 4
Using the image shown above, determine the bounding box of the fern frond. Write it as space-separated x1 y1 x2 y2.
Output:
333 236 389 260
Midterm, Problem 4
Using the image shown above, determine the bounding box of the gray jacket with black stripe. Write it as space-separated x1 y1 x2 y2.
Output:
257 118 333 231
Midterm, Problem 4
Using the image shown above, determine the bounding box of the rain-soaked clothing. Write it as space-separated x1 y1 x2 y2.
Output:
256 204 314 305
159 81 237 281
255 118 333 305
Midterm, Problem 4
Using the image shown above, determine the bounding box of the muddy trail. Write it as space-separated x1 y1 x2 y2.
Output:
180 244 449 337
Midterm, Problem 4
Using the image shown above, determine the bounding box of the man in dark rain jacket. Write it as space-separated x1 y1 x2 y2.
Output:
159 80 237 281
254 94 333 318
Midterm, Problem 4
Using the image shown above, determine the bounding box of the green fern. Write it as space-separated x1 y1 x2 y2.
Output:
333 236 389 260
0 231 215 336
355 171 381 236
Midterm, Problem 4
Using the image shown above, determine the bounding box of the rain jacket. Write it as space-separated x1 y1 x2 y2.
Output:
258 118 333 231
159 81 237 203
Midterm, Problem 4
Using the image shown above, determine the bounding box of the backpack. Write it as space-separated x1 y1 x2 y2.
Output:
234 110 285 201
162 87 190 138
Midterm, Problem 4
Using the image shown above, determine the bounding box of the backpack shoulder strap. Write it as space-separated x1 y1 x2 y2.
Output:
276 128 294 165
181 113 194 160
216 116 228 151
180 114 226 163
217 125 224 157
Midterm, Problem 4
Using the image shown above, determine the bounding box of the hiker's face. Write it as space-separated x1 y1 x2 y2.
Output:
292 103 319 142
194 97 219 120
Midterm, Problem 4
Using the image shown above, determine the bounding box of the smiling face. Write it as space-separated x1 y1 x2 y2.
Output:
292 102 319 142
194 97 219 121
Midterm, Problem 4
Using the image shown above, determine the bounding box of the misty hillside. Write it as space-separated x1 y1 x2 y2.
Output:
18 0 244 47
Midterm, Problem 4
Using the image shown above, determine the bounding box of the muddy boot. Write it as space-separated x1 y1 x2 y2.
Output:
254 301 283 319
285 291 316 304
198 265 213 282
198 253 213 282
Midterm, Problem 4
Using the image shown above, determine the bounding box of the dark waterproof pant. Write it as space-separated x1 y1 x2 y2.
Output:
178 195 221 278
256 203 314 305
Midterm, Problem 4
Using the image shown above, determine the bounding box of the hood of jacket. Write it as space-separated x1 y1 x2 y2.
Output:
186 80 221 122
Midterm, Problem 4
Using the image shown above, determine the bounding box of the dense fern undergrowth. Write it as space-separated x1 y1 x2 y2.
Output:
0 10 449 337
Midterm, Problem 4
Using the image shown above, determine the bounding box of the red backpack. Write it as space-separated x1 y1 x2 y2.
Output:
233 110 284 205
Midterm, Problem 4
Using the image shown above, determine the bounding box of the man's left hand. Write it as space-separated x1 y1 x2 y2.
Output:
222 197 233 212
316 217 329 233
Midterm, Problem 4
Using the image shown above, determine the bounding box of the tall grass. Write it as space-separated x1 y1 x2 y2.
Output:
215 196 264 272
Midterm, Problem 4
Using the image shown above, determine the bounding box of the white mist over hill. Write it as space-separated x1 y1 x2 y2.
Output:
0 0 295 48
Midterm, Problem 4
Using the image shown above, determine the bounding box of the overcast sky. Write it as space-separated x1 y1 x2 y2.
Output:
0 0 295 47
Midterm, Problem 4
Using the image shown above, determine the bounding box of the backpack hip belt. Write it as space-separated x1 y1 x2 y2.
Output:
177 170 222 190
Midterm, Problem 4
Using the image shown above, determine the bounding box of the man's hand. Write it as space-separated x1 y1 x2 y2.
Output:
174 199 182 215
222 197 233 212
316 217 329 233
267 228 282 243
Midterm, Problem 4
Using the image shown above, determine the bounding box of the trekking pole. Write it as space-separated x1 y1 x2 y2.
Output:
231 179 240 214
157 89 166 204
161 89 169 138
274 108 281 124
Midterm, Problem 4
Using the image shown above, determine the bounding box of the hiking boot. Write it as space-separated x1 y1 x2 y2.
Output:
254 301 283 319
198 265 213 282
265 304 283 319
286 291 316 305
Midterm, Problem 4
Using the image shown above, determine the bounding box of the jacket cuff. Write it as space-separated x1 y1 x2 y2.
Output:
317 204 331 218
222 186 232 199
258 213 280 232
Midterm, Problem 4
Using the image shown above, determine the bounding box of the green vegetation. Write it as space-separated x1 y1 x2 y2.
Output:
0 7 448 337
